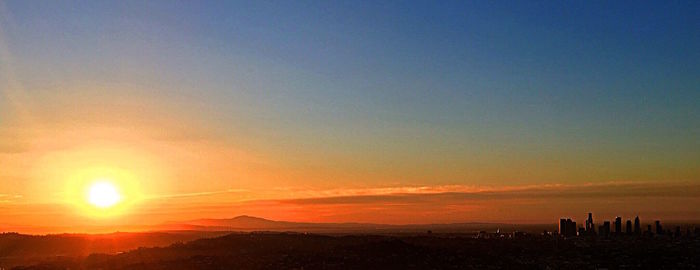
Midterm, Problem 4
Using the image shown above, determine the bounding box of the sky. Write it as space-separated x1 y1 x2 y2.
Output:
0 0 699 232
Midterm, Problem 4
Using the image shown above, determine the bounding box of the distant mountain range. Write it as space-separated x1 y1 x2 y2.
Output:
159 215 393 232
157 215 550 234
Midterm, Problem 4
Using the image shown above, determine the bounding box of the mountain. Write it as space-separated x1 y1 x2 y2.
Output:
186 215 298 228
160 215 550 234
159 215 389 232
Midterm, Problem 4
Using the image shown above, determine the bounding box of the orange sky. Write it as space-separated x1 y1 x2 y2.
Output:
1 81 697 232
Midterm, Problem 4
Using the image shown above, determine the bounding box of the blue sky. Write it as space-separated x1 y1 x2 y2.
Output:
2 0 699 187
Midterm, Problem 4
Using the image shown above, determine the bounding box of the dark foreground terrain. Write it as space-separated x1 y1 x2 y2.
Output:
5 232 700 270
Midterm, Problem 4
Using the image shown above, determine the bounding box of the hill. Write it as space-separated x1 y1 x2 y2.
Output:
0 231 231 268
12 232 700 269
160 215 549 233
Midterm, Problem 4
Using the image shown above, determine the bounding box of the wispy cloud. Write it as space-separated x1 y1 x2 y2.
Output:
140 181 700 205
0 193 23 203
147 188 250 199
278 181 700 205
208 181 699 224
132 181 700 224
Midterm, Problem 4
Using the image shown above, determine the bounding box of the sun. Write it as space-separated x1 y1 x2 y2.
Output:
64 167 144 218
87 181 122 208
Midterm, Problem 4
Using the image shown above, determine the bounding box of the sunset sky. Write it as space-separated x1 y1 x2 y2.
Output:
1 1 699 233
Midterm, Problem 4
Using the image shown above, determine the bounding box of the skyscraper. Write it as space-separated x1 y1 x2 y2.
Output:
602 221 611 237
559 219 567 236
558 218 577 237
626 220 632 234
634 216 641 235
655 220 663 235
615 217 622 235
586 212 593 233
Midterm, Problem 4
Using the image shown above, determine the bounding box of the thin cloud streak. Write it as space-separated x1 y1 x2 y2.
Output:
0 193 23 203
147 188 250 200
140 181 700 204
137 181 700 224
273 181 700 205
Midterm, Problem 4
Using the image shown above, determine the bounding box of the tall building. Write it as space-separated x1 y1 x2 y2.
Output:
585 212 594 233
600 221 611 237
634 216 641 235
626 220 632 234
655 220 662 235
559 219 567 236
558 218 577 237
615 217 622 234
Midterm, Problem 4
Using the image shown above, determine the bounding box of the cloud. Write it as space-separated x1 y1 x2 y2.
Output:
276 181 700 205
226 181 700 224
0 193 23 203
147 188 250 199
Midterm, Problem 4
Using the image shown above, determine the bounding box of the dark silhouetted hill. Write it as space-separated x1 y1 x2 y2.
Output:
11 232 700 270
0 231 231 268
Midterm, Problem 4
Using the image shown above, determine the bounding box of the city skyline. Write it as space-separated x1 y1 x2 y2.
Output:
557 212 686 237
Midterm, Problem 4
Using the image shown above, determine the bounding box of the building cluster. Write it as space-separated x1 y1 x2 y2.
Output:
476 230 530 239
558 213 690 238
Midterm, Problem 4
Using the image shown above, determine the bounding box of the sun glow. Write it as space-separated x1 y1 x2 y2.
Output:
59 163 147 218
87 181 121 208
